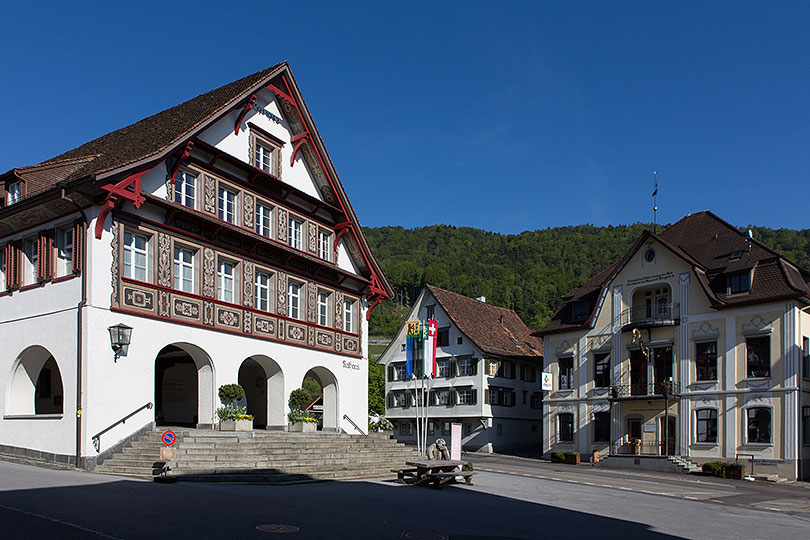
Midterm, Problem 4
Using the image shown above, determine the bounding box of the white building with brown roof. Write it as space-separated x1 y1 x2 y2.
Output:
534 211 810 480
0 63 392 469
378 285 544 453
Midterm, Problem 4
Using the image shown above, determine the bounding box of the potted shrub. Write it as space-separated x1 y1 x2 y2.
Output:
368 414 394 434
550 451 565 463
217 384 253 431
288 409 318 432
701 461 728 478
563 451 580 465
611 385 620 399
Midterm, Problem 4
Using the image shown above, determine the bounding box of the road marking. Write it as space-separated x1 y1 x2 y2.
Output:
0 502 125 540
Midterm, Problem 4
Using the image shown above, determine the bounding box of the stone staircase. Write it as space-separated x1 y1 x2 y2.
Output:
666 455 702 474
93 428 418 483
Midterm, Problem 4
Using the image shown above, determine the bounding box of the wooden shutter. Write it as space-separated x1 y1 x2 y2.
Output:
510 391 516 407
429 391 436 406
387 393 394 408
406 393 413 407
7 242 20 289
471 389 478 405
509 362 516 379
72 221 84 274
451 361 458 377
38 230 54 281
472 358 478 376
484 389 490 405
450 390 458 405
388 366 394 381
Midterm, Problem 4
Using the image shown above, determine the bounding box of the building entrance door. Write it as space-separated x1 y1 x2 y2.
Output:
660 416 676 455
627 418 642 454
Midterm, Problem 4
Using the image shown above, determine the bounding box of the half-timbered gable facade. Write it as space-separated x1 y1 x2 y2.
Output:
0 63 392 468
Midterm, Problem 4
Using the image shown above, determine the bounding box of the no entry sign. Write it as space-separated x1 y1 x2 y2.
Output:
161 430 176 446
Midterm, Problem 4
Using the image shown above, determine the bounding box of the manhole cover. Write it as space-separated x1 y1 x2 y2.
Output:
256 524 300 533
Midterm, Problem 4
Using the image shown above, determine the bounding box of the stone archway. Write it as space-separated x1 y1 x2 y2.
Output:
6 346 64 415
154 343 214 427
302 367 338 431
238 356 284 430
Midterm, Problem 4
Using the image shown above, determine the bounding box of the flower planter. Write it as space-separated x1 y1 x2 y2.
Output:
288 421 316 432
220 418 253 431
724 464 744 479
563 453 580 465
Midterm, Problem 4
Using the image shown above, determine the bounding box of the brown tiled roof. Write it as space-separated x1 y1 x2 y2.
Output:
3 155 100 199
535 211 810 336
3 64 285 194
426 285 543 360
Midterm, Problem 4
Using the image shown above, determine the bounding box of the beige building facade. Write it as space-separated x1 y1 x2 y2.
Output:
536 212 810 480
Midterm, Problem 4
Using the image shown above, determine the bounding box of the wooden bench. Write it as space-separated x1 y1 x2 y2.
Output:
391 467 419 483
425 470 475 488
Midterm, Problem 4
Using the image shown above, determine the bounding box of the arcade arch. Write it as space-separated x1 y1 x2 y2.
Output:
154 343 214 427
6 346 64 416
302 367 338 431
238 355 284 429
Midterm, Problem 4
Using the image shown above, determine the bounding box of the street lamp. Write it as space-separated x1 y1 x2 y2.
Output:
108 323 133 361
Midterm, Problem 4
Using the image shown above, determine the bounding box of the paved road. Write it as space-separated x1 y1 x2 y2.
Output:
468 453 810 515
0 459 809 539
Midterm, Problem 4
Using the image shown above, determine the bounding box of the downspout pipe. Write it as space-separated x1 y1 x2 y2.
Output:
59 186 88 469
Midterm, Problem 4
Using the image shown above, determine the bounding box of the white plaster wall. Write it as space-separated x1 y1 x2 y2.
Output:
82 306 368 455
198 89 322 199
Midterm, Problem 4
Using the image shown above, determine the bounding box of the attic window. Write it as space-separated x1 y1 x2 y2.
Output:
7 182 20 205
509 337 520 348
728 271 750 294
249 126 283 178
572 302 589 321
730 250 743 261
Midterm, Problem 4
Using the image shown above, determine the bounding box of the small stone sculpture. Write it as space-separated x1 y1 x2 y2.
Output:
427 438 451 460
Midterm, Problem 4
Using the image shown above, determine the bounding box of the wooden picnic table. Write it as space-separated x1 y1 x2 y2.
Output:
403 459 473 487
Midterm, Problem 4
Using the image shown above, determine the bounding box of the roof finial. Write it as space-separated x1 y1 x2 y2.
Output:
652 171 658 234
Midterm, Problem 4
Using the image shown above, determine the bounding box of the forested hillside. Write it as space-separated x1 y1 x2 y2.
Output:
364 223 810 337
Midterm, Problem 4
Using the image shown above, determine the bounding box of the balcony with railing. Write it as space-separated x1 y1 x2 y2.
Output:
610 381 675 400
621 302 679 331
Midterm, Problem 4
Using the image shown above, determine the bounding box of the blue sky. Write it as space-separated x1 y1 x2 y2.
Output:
2 2 808 233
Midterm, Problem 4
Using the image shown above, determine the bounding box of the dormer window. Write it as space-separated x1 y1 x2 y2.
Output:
728 271 750 294
572 302 589 321
7 182 21 205
729 250 743 261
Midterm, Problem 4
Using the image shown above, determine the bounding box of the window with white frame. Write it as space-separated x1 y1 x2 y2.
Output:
746 336 770 378
56 227 73 276
8 182 21 205
256 203 273 238
22 237 37 285
435 390 450 405
746 407 771 444
695 408 717 443
288 217 303 250
437 360 451 377
393 363 406 381
123 231 150 282
486 360 499 377
317 290 331 326
318 229 331 261
255 271 273 312
393 393 407 407
458 357 475 376
174 170 197 209
343 298 356 333
288 281 302 319
457 388 475 405
217 259 237 303
254 140 277 176
173 246 196 293
217 186 238 224
399 421 412 435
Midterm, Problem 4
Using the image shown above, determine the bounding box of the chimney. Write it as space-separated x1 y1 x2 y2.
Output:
476 296 486 303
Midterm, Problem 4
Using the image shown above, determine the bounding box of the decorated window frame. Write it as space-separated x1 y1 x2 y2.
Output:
249 124 284 179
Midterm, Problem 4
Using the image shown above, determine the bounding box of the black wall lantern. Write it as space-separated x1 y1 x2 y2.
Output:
108 323 133 361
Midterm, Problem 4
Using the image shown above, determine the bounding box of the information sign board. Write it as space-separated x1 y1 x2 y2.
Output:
541 372 553 391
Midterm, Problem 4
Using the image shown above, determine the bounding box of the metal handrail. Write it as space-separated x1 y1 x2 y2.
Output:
342 414 363 434
736 453 756 476
91 402 153 452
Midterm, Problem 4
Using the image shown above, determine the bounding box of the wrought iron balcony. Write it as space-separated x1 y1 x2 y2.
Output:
621 302 679 331
610 382 675 399
610 440 670 456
